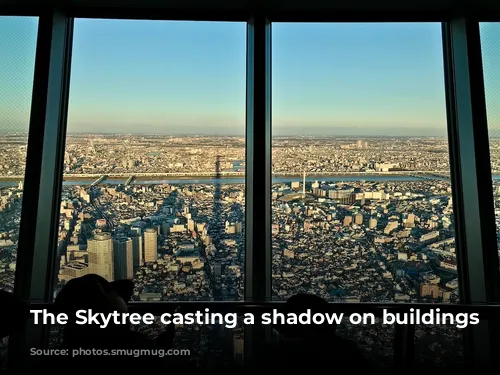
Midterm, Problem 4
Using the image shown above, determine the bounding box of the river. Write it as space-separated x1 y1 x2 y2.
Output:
0 174 455 187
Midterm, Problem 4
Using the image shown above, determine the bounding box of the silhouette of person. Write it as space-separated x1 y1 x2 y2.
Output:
260 293 370 370
50 274 174 371
0 290 29 373
0 290 29 341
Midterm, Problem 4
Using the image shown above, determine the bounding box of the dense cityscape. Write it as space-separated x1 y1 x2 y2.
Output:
2 11 499 372
3 134 498 368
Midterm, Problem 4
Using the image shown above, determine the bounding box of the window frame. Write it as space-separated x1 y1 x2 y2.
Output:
1 1 500 370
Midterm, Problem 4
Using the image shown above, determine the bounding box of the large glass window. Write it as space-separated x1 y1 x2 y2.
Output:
271 23 457 304
0 15 38 370
0 16 38 292
55 19 246 301
480 22 500 264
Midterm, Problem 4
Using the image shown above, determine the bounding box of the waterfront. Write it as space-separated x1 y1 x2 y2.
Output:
0 174 450 187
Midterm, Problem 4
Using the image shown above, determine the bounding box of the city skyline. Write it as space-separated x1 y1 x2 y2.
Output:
1 15 497 371
0 16 497 307
0 130 452 136
62 126 448 137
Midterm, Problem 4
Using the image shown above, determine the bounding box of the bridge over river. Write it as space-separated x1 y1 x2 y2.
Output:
61 170 450 180
0 171 452 185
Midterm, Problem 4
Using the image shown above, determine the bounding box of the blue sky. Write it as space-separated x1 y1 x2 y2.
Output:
0 16 38 134
481 22 500 139
0 17 499 136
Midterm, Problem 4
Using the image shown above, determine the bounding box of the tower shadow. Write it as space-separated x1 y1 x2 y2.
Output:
209 155 223 300
215 155 222 203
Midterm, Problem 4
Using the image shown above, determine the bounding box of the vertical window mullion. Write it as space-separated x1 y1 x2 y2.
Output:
442 18 500 370
9 9 72 372
245 14 272 366
15 9 73 302
245 15 272 303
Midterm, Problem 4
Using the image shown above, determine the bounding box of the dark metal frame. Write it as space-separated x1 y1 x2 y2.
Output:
2 0 500 371
7 9 73 370
245 14 272 304
442 17 500 370
14 10 73 303
1 0 500 20
245 14 272 363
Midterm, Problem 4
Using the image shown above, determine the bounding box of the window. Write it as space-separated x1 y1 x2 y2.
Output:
55 19 246 301
0 6 498 371
0 15 38 370
0 16 38 292
271 23 458 304
480 22 500 262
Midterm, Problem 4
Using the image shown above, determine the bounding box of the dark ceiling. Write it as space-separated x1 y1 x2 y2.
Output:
0 0 498 19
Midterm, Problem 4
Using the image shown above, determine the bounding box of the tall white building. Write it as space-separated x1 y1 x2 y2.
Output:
87 232 113 281
143 228 158 263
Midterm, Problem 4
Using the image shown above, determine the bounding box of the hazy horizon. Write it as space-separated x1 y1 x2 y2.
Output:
0 128 457 137
0 129 448 137
1 19 499 136
62 126 447 137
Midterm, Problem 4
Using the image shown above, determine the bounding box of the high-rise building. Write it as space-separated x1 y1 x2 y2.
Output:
143 228 158 263
130 232 143 272
162 222 170 236
343 216 353 227
113 236 133 280
87 232 113 281
131 224 143 236
369 217 377 229
355 212 363 225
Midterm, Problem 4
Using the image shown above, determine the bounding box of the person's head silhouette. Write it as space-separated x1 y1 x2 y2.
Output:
54 274 133 340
